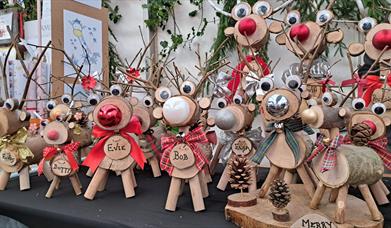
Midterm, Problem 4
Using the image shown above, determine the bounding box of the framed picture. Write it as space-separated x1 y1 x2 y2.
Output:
51 0 108 97
0 8 18 45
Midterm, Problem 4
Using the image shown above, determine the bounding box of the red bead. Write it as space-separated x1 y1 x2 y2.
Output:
47 130 59 140
238 18 257 36
97 104 122 127
289 24 310 42
372 29 391 50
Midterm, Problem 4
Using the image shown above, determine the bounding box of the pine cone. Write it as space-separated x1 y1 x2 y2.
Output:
350 123 373 146
269 179 291 209
228 155 252 191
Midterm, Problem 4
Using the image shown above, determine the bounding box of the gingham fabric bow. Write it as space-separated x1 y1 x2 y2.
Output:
307 134 344 172
160 126 209 175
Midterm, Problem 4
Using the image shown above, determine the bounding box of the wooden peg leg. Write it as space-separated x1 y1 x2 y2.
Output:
369 181 389 205
75 174 82 189
149 156 161 177
19 166 30 191
97 170 109 192
259 165 280 198
165 177 182 211
198 172 209 198
204 168 212 183
189 174 205 212
55 179 61 190
86 168 94 177
296 164 315 198
69 175 82 196
209 143 224 175
310 182 326 209
249 167 257 193
0 171 10 190
45 176 60 198
335 185 348 224
329 188 339 203
216 163 230 191
121 168 135 198
304 163 319 186
84 167 108 200
379 180 390 195
283 170 294 184
42 162 54 182
358 184 382 221
130 168 137 188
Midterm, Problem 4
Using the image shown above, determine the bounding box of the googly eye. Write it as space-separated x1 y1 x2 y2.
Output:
46 100 57 111
252 1 271 17
155 87 172 103
259 77 274 92
307 98 318 108
110 85 122 96
285 75 302 90
352 98 366 110
321 92 337 106
358 17 377 33
61 94 72 104
232 2 251 20
40 119 48 127
180 81 196 96
316 10 333 25
216 98 227 109
143 96 154 107
372 102 386 115
285 10 300 26
4 98 18 111
233 95 243 104
87 94 100 106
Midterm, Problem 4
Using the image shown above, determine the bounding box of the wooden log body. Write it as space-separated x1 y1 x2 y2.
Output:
312 144 384 188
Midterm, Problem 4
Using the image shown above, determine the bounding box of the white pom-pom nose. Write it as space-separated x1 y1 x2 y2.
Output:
162 97 190 125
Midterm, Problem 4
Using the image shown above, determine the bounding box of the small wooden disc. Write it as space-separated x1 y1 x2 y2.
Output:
306 79 323 99
268 21 283 34
103 135 131 160
224 27 235 36
232 137 253 156
348 43 365 56
227 193 257 207
43 121 69 145
0 148 18 166
272 208 290 222
326 29 344 44
198 97 211 109
169 143 195 170
275 33 286 45
51 155 73 177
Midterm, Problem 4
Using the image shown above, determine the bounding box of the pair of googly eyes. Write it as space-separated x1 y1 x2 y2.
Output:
351 98 386 115
285 10 333 26
87 84 124 106
216 95 243 109
232 1 271 20
46 94 74 111
155 81 196 103
358 17 377 33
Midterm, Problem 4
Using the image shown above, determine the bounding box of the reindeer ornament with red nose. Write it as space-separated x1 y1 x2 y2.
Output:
82 84 145 200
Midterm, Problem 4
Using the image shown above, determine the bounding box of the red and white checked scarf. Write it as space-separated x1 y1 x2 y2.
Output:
344 136 391 170
307 134 344 173
160 126 209 175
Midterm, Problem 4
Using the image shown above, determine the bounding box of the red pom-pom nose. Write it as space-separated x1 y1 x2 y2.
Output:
47 130 59 140
289 24 310 42
372 29 391 50
238 18 257 36
98 104 122 127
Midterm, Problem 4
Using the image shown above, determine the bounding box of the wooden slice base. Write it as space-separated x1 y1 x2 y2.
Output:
227 193 257 207
225 184 383 228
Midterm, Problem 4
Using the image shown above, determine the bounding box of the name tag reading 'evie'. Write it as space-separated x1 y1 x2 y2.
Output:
104 135 131 160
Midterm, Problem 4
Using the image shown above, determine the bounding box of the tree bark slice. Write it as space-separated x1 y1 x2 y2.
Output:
227 193 257 207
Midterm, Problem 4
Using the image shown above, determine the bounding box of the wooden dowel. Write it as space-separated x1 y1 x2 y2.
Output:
379 180 390 195
249 167 257 193
165 177 182 211
0 171 10 190
310 182 326 209
42 162 54 182
359 184 382 221
149 156 161 177
304 163 319 186
84 167 108 200
86 168 94 177
335 184 348 224
121 168 135 198
130 168 137 188
97 170 109 192
198 172 209 198
216 163 230 191
296 164 315 197
75 174 82 189
370 181 389 205
209 143 224 175
329 188 339 203
19 166 30 191
55 179 61 190
204 169 212 183
179 178 185 196
283 170 294 184
69 175 82 196
189 174 206 212
45 176 60 198
259 165 280 198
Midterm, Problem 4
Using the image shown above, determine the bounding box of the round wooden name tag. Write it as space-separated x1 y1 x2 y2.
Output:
0 148 17 166
232 137 253 156
169 143 195 169
104 135 131 160
51 156 72 177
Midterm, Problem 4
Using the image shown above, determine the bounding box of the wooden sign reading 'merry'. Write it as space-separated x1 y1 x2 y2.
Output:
291 214 336 228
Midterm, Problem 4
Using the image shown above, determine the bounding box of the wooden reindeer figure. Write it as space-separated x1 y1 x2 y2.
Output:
82 84 146 199
302 93 385 224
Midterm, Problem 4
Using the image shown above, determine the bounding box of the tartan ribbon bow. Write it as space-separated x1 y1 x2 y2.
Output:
307 134 344 173
0 127 33 163
37 142 80 175
82 116 146 173
145 131 162 160
251 126 300 165
344 136 391 170
160 126 209 175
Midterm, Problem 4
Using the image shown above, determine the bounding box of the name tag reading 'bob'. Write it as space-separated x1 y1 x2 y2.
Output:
170 143 195 169
104 135 131 160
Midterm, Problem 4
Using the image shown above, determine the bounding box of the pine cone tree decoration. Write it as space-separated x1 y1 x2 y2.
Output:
228 155 252 191
269 179 291 209
350 122 373 146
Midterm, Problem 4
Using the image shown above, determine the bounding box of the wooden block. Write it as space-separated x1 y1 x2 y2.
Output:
165 177 182 211
84 167 108 200
121 168 135 198
51 155 73 177
0 171 10 190
227 192 257 207
189 174 205 212
170 143 195 170
358 184 382 221
69 175 82 196
45 176 60 198
19 166 30 191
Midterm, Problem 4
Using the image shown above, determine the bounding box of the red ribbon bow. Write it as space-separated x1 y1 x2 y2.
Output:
344 136 391 170
160 126 209 175
341 73 367 98
82 116 146 173
319 78 336 93
307 134 344 173
37 142 80 175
